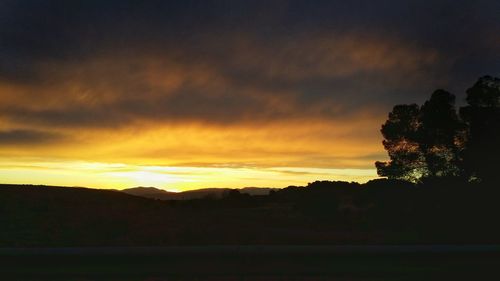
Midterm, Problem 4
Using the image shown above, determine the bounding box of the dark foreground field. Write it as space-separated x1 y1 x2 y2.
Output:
2 183 500 279
3 182 500 246
1 245 499 280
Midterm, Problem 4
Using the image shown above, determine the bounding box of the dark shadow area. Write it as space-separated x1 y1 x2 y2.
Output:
1 245 499 280
1 178 500 246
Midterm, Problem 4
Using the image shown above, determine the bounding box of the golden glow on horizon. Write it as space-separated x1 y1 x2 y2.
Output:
0 119 385 190
0 160 378 190
0 33 419 189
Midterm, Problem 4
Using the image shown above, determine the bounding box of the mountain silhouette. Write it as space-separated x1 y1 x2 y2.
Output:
121 186 277 200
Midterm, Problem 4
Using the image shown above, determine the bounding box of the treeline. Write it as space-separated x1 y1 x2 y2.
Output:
376 75 500 183
2 180 500 246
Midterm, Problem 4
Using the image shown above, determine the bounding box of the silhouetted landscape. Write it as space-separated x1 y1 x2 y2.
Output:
2 1 500 279
2 75 500 279
2 178 500 247
122 186 277 200
2 75 499 247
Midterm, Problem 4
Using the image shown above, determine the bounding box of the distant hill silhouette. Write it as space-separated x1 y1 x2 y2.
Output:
121 186 277 200
121 186 178 199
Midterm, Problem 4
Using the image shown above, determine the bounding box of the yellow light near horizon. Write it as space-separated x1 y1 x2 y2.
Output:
0 113 385 189
106 170 181 187
0 159 379 191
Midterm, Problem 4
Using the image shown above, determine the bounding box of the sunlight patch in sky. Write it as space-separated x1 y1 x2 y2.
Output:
0 160 377 190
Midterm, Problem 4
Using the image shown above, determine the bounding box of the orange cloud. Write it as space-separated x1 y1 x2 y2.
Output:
0 31 444 188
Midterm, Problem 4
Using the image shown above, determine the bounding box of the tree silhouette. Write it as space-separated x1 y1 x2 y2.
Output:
377 75 500 183
376 91 462 181
375 104 425 181
459 76 500 183
419 90 462 178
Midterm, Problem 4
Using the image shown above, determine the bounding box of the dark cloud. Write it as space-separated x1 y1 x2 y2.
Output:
1 0 499 129
0 129 63 145
2 1 499 185
3 106 130 128
3 1 499 60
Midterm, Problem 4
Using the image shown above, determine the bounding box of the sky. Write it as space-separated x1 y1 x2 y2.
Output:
0 0 499 190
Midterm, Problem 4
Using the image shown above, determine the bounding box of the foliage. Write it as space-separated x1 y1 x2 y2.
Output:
376 76 499 183
375 104 424 182
460 76 500 183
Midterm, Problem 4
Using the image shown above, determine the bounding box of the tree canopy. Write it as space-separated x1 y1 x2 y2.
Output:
376 75 500 183
460 76 500 183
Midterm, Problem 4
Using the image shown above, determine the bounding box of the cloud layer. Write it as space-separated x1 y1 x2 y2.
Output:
0 0 499 188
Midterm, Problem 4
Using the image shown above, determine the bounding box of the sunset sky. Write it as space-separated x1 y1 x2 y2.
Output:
1 0 499 190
